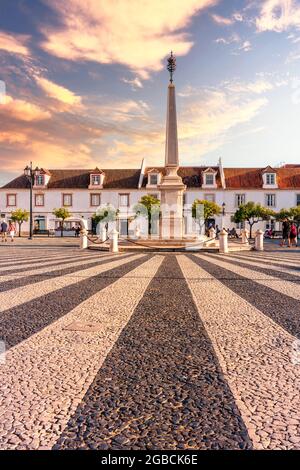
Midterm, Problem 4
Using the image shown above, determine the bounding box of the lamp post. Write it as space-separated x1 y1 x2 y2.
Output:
222 202 226 229
24 163 39 239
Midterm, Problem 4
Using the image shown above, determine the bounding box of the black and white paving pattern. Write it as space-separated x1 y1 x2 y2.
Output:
0 246 299 450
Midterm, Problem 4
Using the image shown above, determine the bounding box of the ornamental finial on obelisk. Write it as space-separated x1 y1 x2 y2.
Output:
167 51 176 83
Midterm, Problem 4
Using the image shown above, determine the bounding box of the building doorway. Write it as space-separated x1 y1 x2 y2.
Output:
34 215 46 231
120 219 129 236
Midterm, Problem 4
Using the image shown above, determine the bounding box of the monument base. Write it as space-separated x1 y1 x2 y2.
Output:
158 168 186 240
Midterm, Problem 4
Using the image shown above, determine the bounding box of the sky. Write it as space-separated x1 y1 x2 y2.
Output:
1 0 300 185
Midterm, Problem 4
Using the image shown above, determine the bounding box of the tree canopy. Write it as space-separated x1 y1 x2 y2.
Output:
192 199 221 222
233 202 274 237
52 207 71 220
134 195 160 234
10 209 29 237
275 206 300 222
52 207 71 237
92 204 119 226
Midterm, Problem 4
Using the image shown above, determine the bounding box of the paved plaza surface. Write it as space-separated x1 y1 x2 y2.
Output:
0 242 300 450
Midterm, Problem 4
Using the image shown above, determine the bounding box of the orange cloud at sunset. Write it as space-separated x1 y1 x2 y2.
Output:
35 77 82 107
0 31 30 56
1 95 51 122
40 0 218 78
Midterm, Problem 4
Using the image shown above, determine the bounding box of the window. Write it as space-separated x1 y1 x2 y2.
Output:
91 175 101 185
204 194 215 202
119 194 129 207
235 194 246 207
149 174 158 185
205 174 214 185
35 174 44 186
266 194 276 207
297 194 300 206
6 194 16 206
63 193 72 206
35 194 44 206
266 173 276 185
90 193 101 207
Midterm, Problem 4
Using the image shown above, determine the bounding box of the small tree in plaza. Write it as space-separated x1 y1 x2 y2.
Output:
134 195 160 235
10 209 29 237
290 206 300 223
192 199 221 233
275 206 300 225
92 204 119 233
52 207 71 237
275 208 293 221
233 202 274 238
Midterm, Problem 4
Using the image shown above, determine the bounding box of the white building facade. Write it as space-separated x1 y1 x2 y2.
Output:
1 161 300 236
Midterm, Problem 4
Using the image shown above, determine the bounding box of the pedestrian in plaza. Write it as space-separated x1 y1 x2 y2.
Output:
280 218 290 247
1 219 8 242
8 221 16 242
289 222 298 247
75 226 80 237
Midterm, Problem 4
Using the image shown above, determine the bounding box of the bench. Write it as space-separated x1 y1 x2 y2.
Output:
33 229 50 237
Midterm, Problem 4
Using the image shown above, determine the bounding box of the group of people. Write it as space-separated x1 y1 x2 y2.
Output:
280 218 299 247
0 220 16 242
207 224 239 239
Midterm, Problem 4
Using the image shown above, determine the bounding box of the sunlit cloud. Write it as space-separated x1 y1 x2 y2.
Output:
224 79 274 94
211 13 234 26
40 0 219 77
0 31 30 56
35 76 82 107
0 95 51 122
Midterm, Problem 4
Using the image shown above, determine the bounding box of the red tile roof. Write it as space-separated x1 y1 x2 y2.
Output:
2 166 300 190
224 167 300 189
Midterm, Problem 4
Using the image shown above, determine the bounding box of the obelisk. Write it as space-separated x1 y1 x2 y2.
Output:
158 52 186 239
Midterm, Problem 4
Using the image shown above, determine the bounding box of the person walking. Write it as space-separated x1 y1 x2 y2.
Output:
280 218 290 247
289 222 298 247
1 220 8 242
8 221 16 242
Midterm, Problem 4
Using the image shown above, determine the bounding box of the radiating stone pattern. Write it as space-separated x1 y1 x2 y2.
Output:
0 245 299 450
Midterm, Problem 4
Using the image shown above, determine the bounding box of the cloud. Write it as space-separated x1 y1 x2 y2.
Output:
121 77 143 90
40 0 218 77
211 13 234 26
35 76 82 107
256 0 300 32
215 33 240 45
0 31 30 56
239 40 252 52
178 84 198 98
175 79 271 162
0 95 51 122
224 79 274 94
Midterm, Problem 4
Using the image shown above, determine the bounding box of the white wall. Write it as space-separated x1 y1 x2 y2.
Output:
0 187 299 234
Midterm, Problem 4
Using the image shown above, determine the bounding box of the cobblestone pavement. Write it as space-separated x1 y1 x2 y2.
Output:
0 246 299 450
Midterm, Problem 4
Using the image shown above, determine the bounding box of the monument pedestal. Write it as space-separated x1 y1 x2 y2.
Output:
159 166 186 239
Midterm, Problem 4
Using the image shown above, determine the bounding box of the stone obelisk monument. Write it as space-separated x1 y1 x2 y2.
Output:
158 52 186 239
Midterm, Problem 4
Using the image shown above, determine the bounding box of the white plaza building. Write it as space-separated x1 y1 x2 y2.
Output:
1 161 300 237
1 53 300 237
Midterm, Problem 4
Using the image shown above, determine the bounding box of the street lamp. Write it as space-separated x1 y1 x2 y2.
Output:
24 162 39 239
222 202 226 216
222 202 226 229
